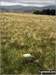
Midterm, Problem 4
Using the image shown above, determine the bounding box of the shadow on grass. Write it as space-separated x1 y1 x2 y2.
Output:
9 41 30 50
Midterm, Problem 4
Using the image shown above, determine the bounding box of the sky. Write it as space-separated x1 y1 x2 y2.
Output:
0 0 55 7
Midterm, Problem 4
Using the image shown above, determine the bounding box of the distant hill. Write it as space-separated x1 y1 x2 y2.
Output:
41 5 55 9
0 5 55 13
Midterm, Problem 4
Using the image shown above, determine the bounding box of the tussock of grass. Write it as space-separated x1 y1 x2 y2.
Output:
1 12 55 74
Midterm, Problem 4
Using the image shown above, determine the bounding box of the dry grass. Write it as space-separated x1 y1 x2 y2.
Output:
1 12 55 74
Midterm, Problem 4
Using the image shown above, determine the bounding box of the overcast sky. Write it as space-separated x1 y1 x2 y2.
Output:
1 0 55 7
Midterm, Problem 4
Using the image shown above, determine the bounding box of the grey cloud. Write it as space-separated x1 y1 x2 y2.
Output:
1 0 55 2
1 0 55 6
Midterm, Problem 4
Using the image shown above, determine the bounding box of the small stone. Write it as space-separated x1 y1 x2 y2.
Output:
23 53 32 58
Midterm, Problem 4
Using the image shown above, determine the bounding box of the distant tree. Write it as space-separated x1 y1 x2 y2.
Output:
50 9 55 15
41 9 50 15
33 10 41 14
33 9 55 15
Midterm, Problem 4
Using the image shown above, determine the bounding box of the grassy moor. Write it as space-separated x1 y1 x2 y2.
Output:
1 12 55 74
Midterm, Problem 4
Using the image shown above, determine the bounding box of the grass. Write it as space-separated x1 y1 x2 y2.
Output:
1 12 55 74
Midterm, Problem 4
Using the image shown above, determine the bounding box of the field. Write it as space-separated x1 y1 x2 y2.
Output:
1 12 55 74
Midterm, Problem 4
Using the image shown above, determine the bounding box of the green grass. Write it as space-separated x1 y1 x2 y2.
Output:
1 12 55 74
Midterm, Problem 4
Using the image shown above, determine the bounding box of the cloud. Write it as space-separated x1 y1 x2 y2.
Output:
1 0 55 2
1 0 55 7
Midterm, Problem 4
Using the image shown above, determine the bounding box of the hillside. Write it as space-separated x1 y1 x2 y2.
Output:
1 12 55 74
1 5 55 13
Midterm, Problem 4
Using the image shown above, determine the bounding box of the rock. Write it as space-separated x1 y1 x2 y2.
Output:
23 53 32 58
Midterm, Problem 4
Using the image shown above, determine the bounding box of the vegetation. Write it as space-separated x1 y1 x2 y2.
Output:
33 9 55 15
1 12 55 74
